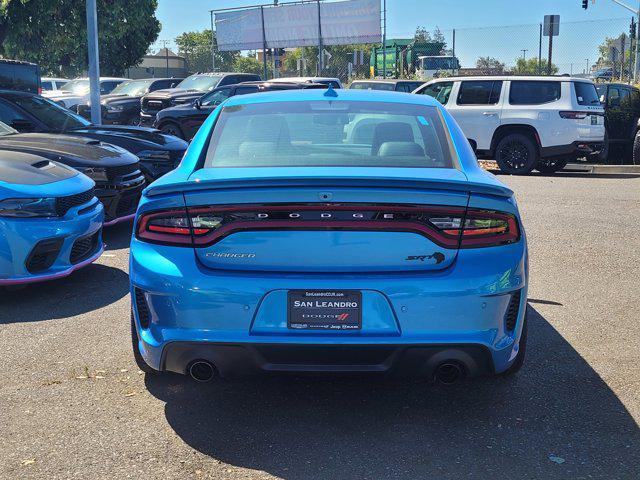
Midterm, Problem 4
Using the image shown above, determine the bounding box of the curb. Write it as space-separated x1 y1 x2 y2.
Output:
565 164 640 174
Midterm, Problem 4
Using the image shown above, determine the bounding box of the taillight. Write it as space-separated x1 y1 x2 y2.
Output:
559 111 590 119
137 209 193 246
436 209 520 248
136 205 520 249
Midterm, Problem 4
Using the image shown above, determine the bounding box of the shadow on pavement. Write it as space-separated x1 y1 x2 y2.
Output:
145 305 640 479
0 263 129 323
103 220 134 251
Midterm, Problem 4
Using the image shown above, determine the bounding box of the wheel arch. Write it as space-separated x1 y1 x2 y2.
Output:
490 124 541 157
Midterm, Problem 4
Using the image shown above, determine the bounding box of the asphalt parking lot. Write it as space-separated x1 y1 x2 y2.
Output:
1 173 640 480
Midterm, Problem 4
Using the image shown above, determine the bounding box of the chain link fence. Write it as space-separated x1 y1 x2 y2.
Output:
149 17 637 85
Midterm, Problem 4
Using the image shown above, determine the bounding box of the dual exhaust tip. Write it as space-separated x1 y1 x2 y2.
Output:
188 360 217 382
188 359 465 384
434 362 465 384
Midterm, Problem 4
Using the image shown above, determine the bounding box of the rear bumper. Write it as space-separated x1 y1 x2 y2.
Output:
160 342 495 378
541 141 604 159
130 238 529 377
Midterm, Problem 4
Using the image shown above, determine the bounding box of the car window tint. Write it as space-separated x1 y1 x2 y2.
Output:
201 88 232 107
10 95 89 130
0 99 28 125
41 81 53 91
457 81 502 105
419 82 454 105
608 87 621 107
235 86 260 95
205 101 455 169
574 81 601 106
509 81 561 105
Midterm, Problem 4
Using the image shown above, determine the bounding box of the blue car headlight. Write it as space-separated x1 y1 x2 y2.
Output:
0 197 58 218
74 166 109 182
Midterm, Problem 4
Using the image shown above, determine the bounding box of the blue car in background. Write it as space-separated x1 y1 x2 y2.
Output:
0 151 103 286
130 88 528 383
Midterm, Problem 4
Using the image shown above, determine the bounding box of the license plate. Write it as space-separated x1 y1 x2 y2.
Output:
591 115 598 125
288 290 362 330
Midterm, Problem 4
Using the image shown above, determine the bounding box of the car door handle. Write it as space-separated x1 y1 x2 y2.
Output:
482 112 497 116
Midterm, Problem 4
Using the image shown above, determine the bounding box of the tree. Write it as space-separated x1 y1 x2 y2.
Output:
175 29 238 73
0 0 161 77
414 26 431 43
476 56 505 70
233 55 263 75
512 57 558 75
595 34 633 78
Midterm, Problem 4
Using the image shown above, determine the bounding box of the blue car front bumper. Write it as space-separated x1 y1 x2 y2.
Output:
130 238 528 378
0 199 104 285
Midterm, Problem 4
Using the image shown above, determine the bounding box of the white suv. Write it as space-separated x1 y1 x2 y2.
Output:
414 76 605 174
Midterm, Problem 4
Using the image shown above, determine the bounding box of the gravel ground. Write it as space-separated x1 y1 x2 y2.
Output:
1 173 640 480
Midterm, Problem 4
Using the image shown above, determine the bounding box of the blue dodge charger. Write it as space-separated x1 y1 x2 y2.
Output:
0 151 104 285
130 88 528 383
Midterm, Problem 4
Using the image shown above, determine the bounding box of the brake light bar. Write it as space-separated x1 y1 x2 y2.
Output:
559 111 594 119
136 204 520 249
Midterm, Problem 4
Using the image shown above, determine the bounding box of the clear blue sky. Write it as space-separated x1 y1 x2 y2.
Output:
156 0 634 72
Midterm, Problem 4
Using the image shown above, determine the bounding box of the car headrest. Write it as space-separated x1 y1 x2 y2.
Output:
247 114 290 146
377 141 425 157
371 122 414 155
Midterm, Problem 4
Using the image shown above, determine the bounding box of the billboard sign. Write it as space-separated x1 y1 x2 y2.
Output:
215 0 382 52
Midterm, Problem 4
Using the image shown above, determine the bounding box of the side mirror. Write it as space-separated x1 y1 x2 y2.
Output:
194 98 201 110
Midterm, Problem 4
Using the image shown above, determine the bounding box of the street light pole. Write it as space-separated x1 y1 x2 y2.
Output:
86 0 101 125
521 49 528 61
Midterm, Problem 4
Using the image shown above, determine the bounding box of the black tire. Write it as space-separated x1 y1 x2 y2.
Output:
536 157 568 174
131 310 156 374
495 134 538 175
501 311 527 376
159 121 185 140
632 130 640 165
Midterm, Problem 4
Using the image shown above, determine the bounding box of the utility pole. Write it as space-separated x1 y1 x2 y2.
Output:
382 0 386 78
159 40 170 77
86 0 101 125
317 0 323 74
538 23 543 74
586 58 590 74
210 11 216 71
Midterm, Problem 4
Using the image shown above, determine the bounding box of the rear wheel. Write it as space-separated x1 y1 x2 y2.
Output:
131 310 155 374
500 312 527 376
495 134 538 175
159 121 185 140
536 157 568 174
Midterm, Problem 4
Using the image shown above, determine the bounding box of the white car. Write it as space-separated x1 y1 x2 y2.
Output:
271 76 343 89
40 77 70 92
414 76 605 174
42 77 127 110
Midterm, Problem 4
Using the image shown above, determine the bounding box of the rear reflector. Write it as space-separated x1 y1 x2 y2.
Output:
136 204 520 249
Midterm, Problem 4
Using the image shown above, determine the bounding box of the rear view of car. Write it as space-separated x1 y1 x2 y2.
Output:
130 89 528 383
0 151 104 285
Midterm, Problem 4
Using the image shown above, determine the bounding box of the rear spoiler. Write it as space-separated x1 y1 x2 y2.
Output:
144 174 513 199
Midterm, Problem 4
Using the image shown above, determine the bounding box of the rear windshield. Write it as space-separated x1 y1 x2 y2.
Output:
509 81 561 105
574 81 601 106
204 101 455 169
